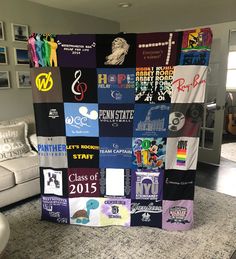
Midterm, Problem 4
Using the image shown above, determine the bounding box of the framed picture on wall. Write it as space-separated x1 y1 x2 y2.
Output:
16 71 31 88
0 71 10 89
11 23 29 42
14 48 29 65
0 46 7 65
0 21 4 41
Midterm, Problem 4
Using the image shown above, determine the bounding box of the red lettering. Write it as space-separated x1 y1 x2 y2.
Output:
118 74 126 86
173 74 206 93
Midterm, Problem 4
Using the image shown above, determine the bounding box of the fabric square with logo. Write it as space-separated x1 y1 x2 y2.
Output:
68 168 100 198
133 104 170 137
179 28 212 66
56 34 96 68
64 103 99 137
37 136 68 168
99 104 134 137
136 32 181 67
34 103 65 136
97 68 135 103
100 198 131 226
163 170 196 200
99 168 131 198
60 67 97 103
168 103 203 138
165 137 200 170
66 137 99 168
171 65 208 103
96 34 136 68
131 169 164 201
41 195 69 224
132 137 166 170
99 137 132 168
69 197 101 226
135 66 174 103
40 167 68 197
162 200 193 231
31 67 63 103
130 199 162 228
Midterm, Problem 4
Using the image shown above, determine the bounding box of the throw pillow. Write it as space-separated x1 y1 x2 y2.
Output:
0 122 32 162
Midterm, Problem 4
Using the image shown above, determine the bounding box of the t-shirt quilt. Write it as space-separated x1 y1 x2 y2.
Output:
28 27 212 231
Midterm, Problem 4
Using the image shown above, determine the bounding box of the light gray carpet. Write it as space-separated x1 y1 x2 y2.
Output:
221 143 236 162
2 187 236 259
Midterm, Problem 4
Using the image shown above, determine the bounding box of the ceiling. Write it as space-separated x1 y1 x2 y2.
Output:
27 0 235 25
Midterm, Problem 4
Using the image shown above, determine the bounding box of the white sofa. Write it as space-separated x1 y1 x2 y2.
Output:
0 115 40 208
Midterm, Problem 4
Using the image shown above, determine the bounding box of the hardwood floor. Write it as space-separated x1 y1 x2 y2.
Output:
196 157 236 197
196 133 236 197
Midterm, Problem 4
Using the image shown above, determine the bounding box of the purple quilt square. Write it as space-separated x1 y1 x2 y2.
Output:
162 200 193 231
131 169 164 200
41 195 69 224
56 34 96 68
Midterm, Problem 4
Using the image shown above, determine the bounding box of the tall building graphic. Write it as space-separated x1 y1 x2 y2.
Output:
136 106 165 131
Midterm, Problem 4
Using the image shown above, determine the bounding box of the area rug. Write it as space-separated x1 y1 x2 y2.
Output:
221 143 236 162
3 187 236 259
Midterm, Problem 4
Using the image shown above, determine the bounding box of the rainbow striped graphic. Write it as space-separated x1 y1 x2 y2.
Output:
176 141 187 166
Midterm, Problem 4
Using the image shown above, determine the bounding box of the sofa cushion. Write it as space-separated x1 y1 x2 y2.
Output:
0 152 39 184
0 166 15 191
0 122 32 162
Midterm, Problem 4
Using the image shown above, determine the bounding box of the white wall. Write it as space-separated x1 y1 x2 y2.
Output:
122 19 236 106
0 0 119 121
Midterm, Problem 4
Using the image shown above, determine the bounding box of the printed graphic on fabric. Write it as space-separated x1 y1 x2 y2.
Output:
133 104 170 137
100 198 131 226
132 138 166 170
60 68 97 103
64 103 99 137
130 200 162 228
166 137 199 170
136 32 180 67
162 200 193 231
28 34 58 68
56 34 96 68
135 67 174 103
37 136 67 168
40 168 68 197
31 67 63 103
171 66 208 103
99 137 132 168
41 196 69 224
163 170 196 200
168 103 203 137
97 68 135 103
96 34 136 68
68 168 100 198
180 28 212 66
69 197 101 226
100 168 131 198
66 137 99 168
99 104 134 137
33 103 65 136
131 169 164 200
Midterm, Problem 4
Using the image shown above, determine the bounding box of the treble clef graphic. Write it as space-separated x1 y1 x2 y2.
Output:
71 70 88 101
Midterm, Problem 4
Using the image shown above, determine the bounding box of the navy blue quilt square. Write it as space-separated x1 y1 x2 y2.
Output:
99 104 134 137
133 104 170 137
97 68 135 104
99 137 132 168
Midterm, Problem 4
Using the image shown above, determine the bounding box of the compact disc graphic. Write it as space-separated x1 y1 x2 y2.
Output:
187 104 203 122
168 112 185 131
